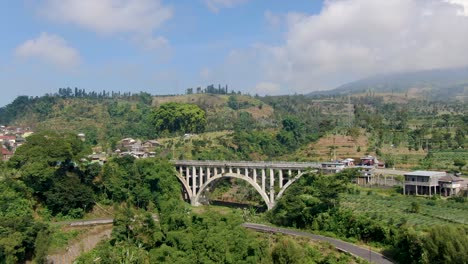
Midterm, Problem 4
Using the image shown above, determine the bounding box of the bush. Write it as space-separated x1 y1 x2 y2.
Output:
409 202 420 213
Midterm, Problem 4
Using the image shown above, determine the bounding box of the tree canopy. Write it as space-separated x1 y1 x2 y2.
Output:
152 102 206 135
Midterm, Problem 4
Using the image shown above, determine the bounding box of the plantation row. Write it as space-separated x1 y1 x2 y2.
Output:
340 192 468 227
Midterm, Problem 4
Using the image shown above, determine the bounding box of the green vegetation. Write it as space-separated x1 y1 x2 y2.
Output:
0 88 466 263
340 191 468 226
0 178 48 263
48 228 82 253
9 131 95 217
268 171 468 264
1 89 466 168
152 102 207 135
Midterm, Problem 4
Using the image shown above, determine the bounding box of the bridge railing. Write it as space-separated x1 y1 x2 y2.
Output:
171 160 321 169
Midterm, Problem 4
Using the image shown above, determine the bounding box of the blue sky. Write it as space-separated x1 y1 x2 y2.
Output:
1 0 468 106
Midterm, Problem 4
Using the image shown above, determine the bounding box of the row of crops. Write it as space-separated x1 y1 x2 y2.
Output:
340 192 468 228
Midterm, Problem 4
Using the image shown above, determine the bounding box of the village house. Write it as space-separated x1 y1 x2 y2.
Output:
403 170 464 196
0 126 34 160
404 171 445 196
142 140 161 151
320 161 346 173
356 166 376 185
359 155 385 168
438 175 464 196
1 147 13 161
0 135 16 145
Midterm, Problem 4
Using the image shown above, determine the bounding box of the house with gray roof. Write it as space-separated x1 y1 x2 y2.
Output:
403 170 465 196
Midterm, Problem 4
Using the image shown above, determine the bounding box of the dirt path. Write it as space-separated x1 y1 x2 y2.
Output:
47 225 112 264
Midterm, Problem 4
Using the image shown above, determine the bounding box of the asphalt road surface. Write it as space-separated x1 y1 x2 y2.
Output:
242 223 394 264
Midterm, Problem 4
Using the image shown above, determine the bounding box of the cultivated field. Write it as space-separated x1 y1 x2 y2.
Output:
341 191 468 228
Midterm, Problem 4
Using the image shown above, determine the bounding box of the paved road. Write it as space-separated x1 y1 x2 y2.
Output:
242 223 394 264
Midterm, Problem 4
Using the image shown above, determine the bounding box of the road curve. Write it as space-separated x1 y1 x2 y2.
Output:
242 223 394 264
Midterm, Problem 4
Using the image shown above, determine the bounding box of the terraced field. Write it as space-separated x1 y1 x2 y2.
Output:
341 192 468 228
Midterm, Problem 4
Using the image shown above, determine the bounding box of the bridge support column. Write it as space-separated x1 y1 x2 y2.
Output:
269 169 275 204
199 166 203 187
261 169 266 192
253 169 257 184
207 167 211 180
192 166 197 197
186 167 190 186
191 198 199 206
279 170 283 189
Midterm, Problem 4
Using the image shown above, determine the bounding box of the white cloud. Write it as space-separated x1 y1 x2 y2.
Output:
255 0 468 93
15 32 80 67
41 0 172 34
204 0 248 13
445 0 468 15
40 0 172 52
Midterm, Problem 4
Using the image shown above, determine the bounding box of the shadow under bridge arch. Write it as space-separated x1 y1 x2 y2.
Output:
193 173 272 210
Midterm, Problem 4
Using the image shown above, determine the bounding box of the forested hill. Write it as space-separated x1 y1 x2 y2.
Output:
0 91 276 145
1 88 466 165
310 66 468 101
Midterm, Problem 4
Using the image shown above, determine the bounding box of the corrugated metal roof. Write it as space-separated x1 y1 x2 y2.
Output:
404 170 446 177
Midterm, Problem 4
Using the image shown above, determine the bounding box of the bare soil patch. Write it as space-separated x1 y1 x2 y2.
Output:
47 225 112 264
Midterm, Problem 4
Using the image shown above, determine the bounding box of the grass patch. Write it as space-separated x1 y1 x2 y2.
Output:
48 226 84 253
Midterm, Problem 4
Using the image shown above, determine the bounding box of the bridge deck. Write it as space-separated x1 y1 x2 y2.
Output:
172 160 321 169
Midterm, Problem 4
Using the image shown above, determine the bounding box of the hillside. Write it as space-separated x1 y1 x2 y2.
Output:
1 90 466 170
0 93 277 147
310 66 468 101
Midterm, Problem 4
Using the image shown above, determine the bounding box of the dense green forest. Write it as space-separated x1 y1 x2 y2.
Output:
0 89 467 263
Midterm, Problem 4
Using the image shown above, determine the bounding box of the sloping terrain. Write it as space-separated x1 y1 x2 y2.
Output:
310 66 468 101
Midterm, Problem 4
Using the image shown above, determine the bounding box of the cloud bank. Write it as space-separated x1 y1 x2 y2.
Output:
253 0 468 94
41 0 172 34
15 32 81 67
40 0 172 51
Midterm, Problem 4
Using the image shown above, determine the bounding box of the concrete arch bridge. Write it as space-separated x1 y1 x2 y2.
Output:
173 160 320 210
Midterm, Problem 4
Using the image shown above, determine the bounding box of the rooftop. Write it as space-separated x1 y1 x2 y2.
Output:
439 175 464 182
404 170 446 177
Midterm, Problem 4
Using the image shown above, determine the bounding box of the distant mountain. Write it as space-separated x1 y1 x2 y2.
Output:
309 67 468 101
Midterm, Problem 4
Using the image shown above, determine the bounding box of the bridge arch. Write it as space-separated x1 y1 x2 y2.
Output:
175 173 193 202
192 173 272 209
275 171 307 201
173 161 320 210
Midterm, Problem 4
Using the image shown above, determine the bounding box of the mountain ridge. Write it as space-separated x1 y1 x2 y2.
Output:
308 66 468 101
